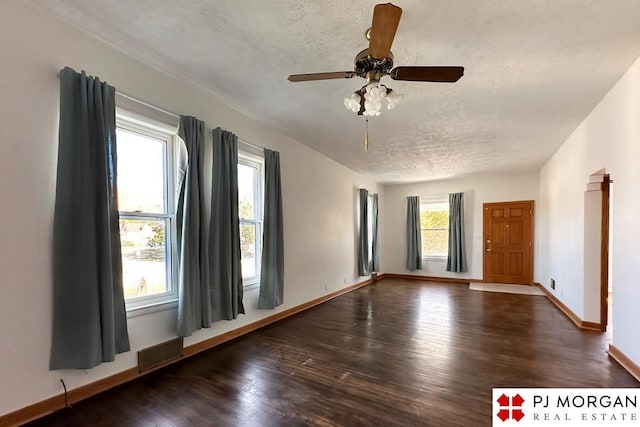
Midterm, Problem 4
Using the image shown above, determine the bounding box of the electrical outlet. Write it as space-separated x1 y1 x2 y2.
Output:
550 278 556 290
343 278 347 285
324 282 328 291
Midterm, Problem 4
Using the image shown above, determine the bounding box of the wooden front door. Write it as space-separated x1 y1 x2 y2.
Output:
483 201 534 285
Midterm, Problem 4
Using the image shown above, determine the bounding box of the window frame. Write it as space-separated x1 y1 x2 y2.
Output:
238 151 264 288
420 195 450 261
116 111 179 312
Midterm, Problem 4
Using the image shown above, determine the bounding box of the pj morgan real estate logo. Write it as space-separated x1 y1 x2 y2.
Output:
492 388 640 426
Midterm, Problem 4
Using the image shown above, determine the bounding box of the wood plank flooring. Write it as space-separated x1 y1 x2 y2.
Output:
27 279 637 426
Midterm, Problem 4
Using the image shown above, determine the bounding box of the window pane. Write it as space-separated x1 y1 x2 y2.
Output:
423 229 449 257
117 128 165 213
120 218 168 299
420 209 449 230
238 163 257 220
421 207 449 257
240 222 257 278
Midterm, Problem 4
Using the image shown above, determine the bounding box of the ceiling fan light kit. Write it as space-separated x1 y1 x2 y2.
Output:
345 82 402 117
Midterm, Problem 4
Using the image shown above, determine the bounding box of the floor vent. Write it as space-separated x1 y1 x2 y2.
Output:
137 337 183 372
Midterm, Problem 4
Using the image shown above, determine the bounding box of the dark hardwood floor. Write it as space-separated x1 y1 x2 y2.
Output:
28 279 637 426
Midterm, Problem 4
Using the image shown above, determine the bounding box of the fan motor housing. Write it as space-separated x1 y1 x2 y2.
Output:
354 49 394 78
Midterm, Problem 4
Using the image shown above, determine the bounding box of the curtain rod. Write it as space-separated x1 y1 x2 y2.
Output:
209 130 264 152
56 69 180 120
115 92 180 119
238 139 264 152
117 95 264 153
57 72 264 150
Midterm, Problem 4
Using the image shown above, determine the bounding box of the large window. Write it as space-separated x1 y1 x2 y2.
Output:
116 113 177 309
238 153 263 286
420 197 449 259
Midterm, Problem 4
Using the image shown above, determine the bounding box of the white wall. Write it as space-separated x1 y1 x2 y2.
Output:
583 181 603 323
382 172 539 279
538 55 640 367
0 1 382 416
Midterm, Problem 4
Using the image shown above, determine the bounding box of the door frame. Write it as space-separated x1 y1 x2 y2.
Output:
482 200 535 284
598 174 611 332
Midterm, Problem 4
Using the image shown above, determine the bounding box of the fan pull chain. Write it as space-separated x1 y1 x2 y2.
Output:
365 117 369 152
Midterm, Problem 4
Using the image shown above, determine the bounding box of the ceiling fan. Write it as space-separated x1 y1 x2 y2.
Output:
287 3 464 117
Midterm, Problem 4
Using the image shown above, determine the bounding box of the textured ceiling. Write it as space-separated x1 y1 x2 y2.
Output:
29 0 640 183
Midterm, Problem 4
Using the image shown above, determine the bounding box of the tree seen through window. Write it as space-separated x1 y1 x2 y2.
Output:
420 204 449 258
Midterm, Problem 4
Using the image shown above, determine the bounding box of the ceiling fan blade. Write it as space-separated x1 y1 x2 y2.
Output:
368 3 403 60
390 66 464 82
288 71 357 82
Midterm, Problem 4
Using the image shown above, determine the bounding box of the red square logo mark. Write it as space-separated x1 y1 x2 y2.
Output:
496 393 525 422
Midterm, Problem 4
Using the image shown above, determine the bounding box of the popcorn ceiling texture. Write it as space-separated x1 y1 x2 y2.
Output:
30 0 640 183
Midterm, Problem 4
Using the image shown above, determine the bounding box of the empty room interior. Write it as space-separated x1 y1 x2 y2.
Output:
2 1 640 426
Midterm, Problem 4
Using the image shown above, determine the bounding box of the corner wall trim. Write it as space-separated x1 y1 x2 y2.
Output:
534 283 601 331
581 321 602 330
608 344 640 382
535 283 640 382
0 279 374 426
382 273 482 284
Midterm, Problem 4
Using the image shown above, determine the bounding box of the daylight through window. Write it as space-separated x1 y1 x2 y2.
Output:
238 153 263 286
420 197 449 259
116 114 177 308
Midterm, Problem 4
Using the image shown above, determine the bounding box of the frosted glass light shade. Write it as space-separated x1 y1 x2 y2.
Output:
344 83 401 115
386 89 402 110
344 93 361 113
363 82 385 116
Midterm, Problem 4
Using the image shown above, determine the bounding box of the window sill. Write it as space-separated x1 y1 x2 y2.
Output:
423 256 447 262
243 280 260 291
126 298 178 318
125 280 259 318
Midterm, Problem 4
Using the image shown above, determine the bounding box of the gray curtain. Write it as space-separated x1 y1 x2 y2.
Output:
176 116 210 337
50 67 130 370
357 188 370 276
209 128 245 320
447 192 468 272
371 193 380 272
258 149 284 309
406 196 422 271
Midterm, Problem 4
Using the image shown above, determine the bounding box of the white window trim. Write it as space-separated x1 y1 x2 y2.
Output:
116 111 179 312
126 299 178 319
238 151 264 288
420 195 449 261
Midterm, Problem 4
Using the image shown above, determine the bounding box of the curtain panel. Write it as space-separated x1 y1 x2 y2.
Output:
357 188 370 276
446 192 468 273
258 149 284 309
209 127 245 320
50 67 130 370
176 116 211 337
406 196 422 271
